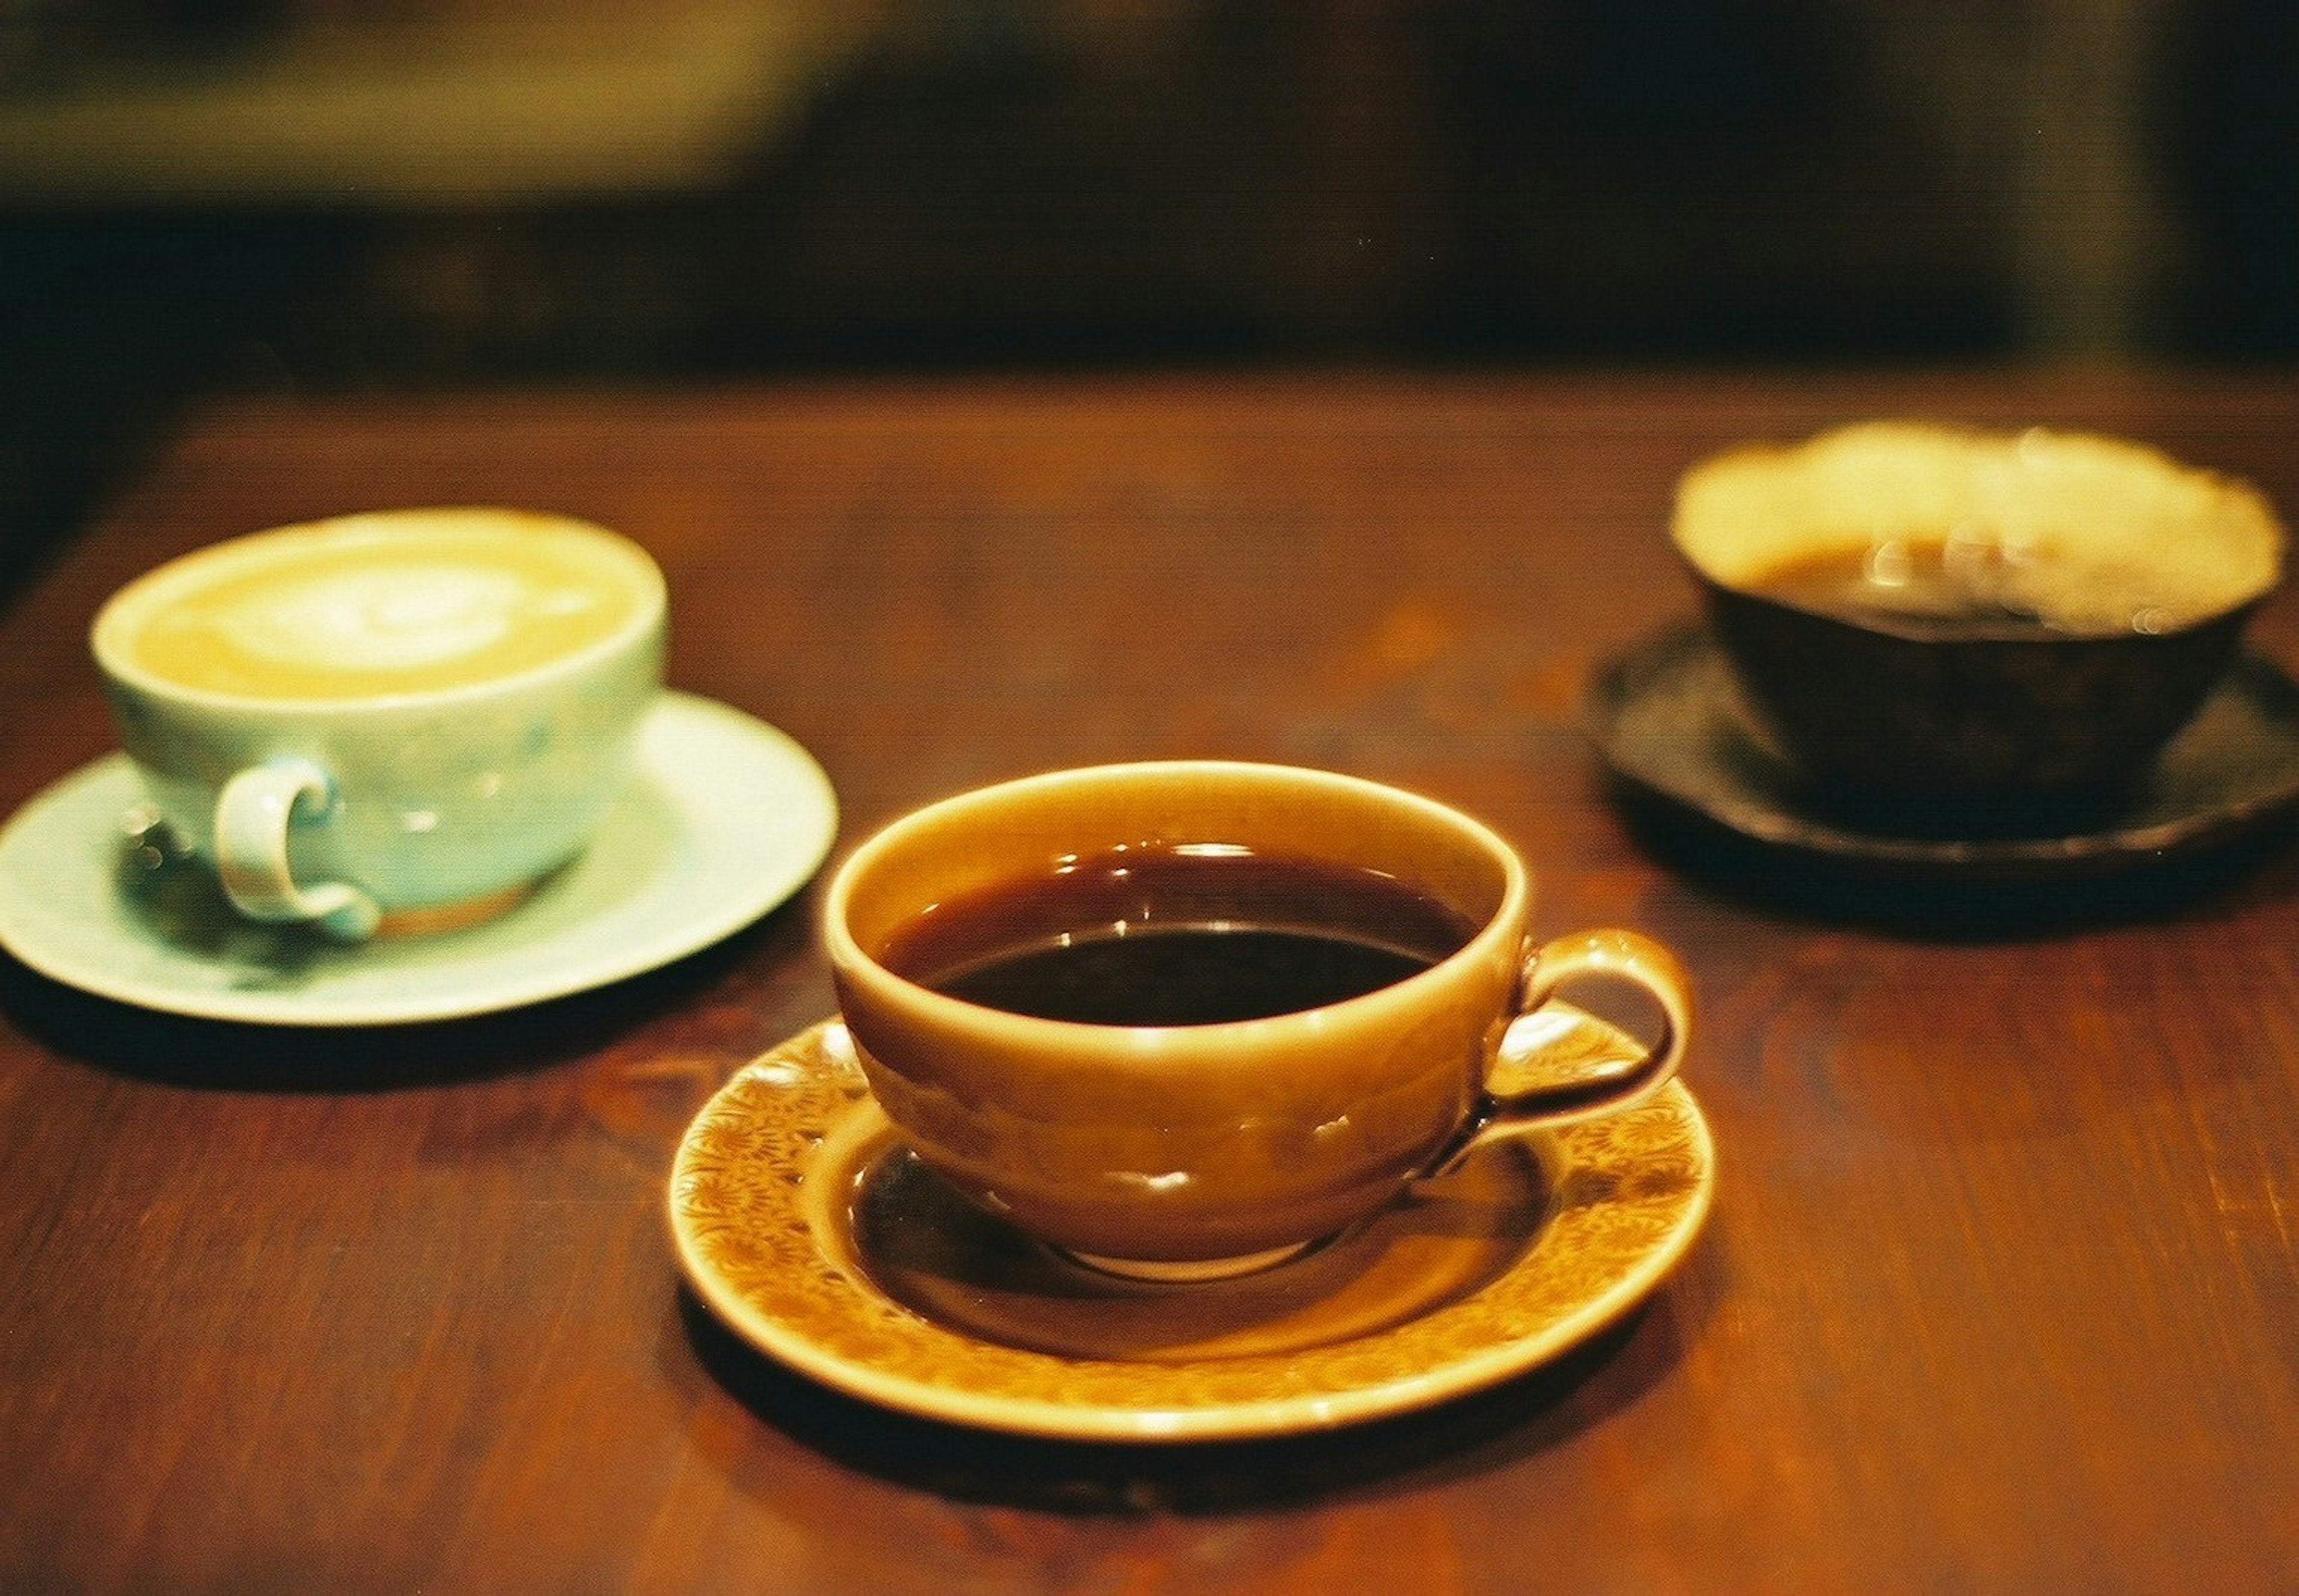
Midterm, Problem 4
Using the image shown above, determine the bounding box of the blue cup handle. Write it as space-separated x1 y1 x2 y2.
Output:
214 757 382 941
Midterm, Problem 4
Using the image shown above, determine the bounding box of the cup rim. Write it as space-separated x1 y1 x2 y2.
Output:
823 758 1531 1044
90 507 666 714
1669 420 2285 642
1687 560 2264 648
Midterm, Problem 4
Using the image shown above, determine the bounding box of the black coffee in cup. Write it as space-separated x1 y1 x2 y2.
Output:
876 843 1476 1027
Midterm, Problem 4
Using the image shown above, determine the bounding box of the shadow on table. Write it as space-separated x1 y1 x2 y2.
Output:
0 900 802 1091
670 1269 1701 1513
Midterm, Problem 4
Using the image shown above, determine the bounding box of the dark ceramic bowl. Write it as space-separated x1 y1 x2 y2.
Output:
1673 423 2284 822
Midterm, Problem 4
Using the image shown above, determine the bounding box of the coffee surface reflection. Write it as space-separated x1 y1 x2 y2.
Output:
880 844 1475 1026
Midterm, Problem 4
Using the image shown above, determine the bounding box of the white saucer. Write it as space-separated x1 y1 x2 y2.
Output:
672 1017 1715 1442
0 693 837 1026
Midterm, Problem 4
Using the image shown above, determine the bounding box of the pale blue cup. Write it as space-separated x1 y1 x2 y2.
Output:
92 509 666 940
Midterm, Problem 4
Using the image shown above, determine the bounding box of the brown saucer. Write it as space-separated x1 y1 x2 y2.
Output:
1587 626 2299 906
669 1018 1713 1442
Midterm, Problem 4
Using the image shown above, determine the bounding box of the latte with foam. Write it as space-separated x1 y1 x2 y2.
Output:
96 510 660 702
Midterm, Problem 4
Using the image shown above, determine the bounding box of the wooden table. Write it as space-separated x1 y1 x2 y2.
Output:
4 371 2297 1591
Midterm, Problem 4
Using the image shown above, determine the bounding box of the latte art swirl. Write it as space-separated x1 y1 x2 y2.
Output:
98 511 659 702
218 566 603 673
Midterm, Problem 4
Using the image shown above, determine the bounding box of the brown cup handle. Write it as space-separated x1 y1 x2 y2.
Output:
1427 928 1693 1177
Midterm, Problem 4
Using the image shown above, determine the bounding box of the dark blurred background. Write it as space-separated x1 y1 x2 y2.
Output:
2 0 2292 594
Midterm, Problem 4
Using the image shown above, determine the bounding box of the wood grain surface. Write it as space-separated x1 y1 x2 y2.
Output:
4 371 2297 1592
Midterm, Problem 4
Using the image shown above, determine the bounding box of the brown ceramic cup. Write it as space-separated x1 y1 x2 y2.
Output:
824 761 1692 1280
1675 423 2284 818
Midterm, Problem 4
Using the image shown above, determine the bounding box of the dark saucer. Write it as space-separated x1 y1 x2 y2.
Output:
1586 626 2299 921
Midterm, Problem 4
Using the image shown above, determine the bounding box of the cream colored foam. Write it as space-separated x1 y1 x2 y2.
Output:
102 511 657 701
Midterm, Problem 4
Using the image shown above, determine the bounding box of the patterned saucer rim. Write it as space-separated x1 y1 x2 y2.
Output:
669 1017 1715 1443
